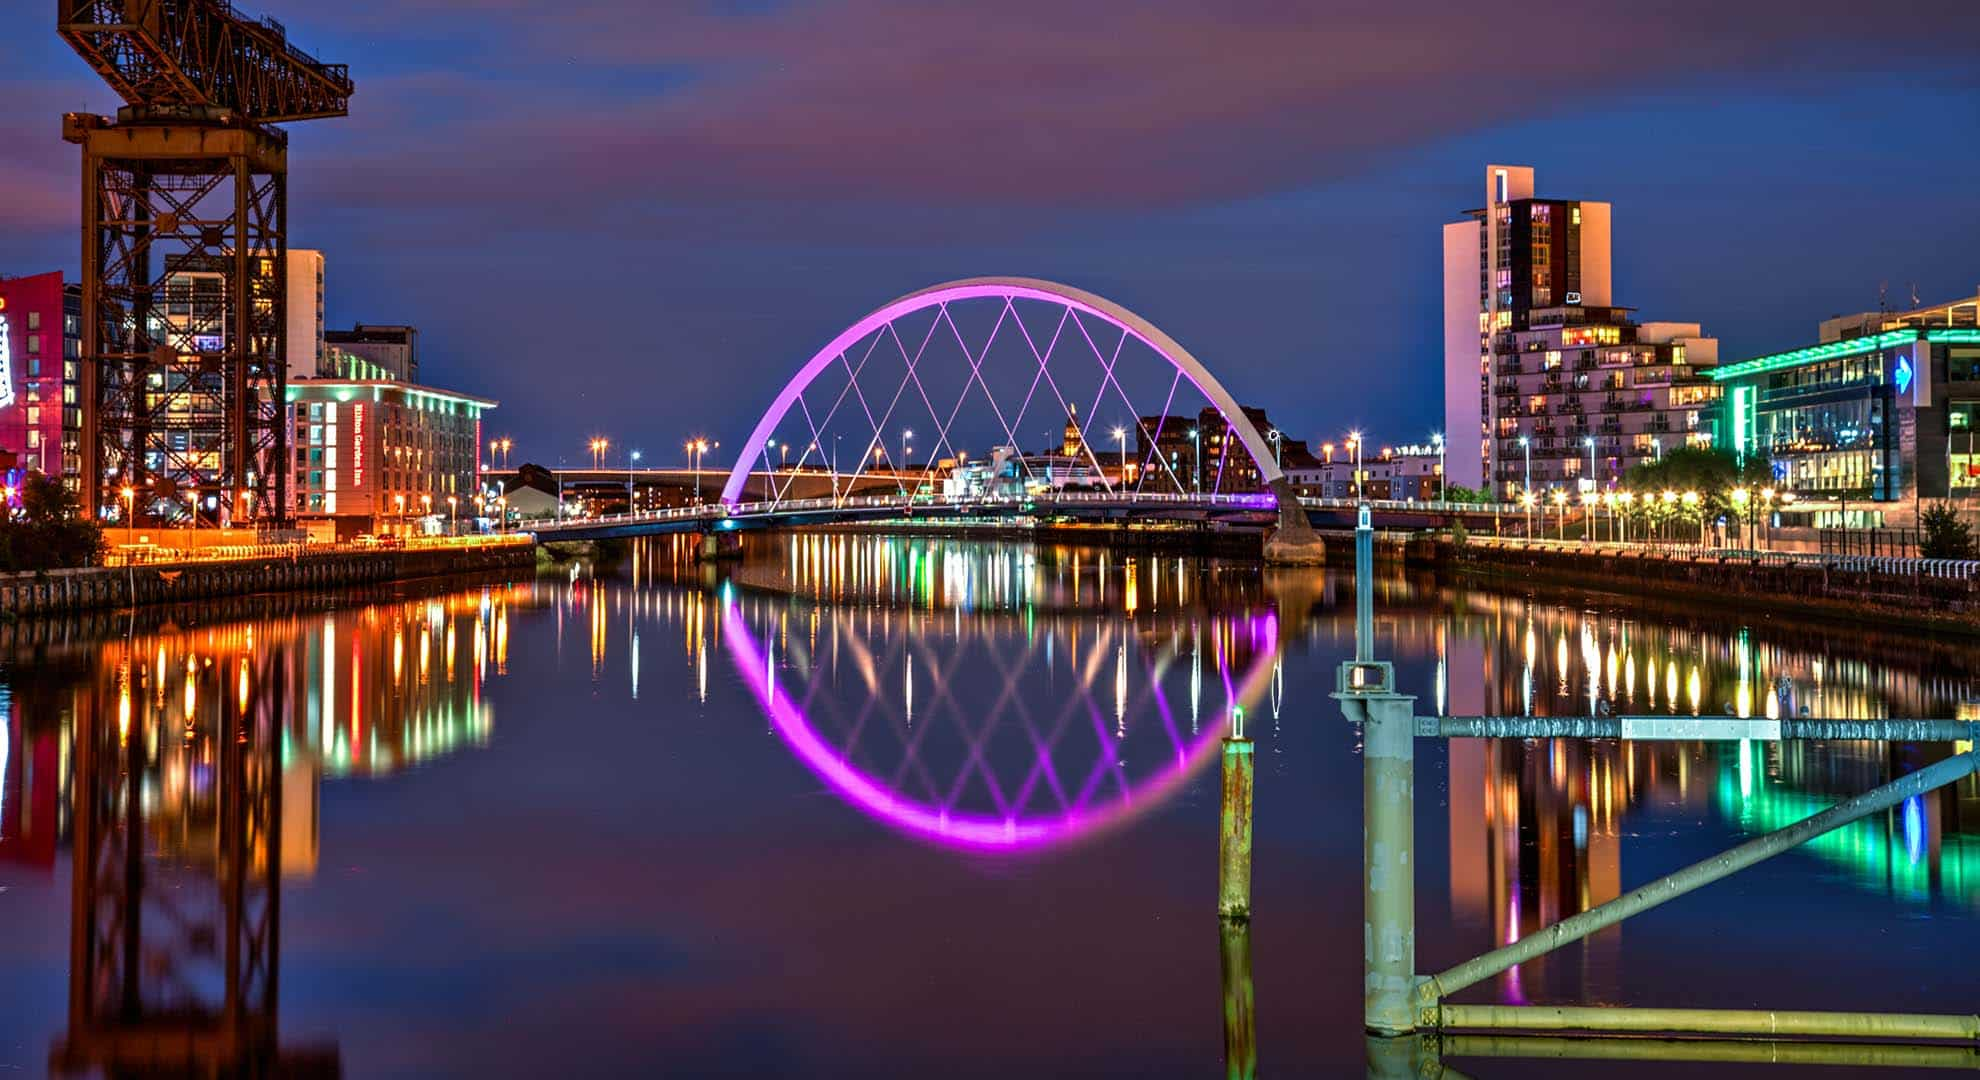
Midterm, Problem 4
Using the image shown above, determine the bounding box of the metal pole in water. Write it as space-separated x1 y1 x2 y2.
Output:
1359 688 1415 1035
1219 709 1254 921
1338 503 1418 1036
1355 504 1373 662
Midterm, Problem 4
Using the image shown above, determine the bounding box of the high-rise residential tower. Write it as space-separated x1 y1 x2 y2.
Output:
1443 166 1611 490
1443 166 1719 497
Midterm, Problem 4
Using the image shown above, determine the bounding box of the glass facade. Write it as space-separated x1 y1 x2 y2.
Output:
1715 332 1980 502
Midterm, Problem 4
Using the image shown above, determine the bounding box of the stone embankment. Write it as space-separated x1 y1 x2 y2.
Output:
0 540 535 617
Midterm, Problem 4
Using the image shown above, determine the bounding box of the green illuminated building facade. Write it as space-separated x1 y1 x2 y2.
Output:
1710 328 1980 510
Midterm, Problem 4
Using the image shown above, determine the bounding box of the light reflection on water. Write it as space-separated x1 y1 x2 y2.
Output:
0 533 1977 1075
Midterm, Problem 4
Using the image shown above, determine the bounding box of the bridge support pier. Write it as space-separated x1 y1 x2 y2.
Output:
1262 478 1327 565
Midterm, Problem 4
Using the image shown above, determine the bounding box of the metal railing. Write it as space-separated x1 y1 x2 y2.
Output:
102 533 531 567
1467 534 1980 581
531 489 1288 533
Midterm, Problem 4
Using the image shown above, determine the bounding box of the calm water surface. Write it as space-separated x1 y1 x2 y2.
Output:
2 534 1978 1077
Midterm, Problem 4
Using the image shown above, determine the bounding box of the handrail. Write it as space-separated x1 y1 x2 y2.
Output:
1463 534 1980 581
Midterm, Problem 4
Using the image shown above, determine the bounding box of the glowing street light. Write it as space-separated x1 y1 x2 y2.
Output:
1347 429 1364 502
628 448 642 512
1112 426 1129 491
589 437 609 469
686 438 712 505
120 485 136 551
1431 431 1445 503
1517 434 1531 506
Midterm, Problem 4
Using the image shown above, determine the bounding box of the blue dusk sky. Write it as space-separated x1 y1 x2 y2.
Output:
2 1 1977 466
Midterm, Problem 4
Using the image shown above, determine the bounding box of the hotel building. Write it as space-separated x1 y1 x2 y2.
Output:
285 373 495 538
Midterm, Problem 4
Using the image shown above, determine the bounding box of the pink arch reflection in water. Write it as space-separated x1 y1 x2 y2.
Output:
720 596 1279 852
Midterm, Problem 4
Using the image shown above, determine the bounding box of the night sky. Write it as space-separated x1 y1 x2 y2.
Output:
4 1 1977 469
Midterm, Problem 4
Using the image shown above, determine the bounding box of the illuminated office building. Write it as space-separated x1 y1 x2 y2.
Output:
1710 325 1980 513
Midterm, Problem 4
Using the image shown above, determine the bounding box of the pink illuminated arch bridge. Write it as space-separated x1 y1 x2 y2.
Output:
719 277 1287 509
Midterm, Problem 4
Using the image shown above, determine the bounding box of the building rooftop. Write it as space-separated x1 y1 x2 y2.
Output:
1710 327 1980 382
287 376 496 410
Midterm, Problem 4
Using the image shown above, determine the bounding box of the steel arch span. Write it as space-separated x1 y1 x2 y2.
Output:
719 277 1286 508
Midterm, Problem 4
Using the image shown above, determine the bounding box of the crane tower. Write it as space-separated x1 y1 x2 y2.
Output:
58 0 353 528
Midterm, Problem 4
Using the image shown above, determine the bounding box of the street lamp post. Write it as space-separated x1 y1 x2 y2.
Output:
687 439 710 505
1266 428 1281 472
1584 435 1597 495
628 449 642 513
1348 430 1364 503
447 495 457 534
1432 432 1445 504
1112 426 1128 493
1518 435 1531 511
589 437 609 469
901 429 914 500
1188 428 1201 492
120 485 136 553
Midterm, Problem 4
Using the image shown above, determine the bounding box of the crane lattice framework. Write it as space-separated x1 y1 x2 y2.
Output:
58 0 352 528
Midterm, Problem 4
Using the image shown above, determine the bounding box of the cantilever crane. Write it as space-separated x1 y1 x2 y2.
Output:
58 0 353 529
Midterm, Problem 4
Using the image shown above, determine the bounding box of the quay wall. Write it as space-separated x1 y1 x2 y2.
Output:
0 542 535 618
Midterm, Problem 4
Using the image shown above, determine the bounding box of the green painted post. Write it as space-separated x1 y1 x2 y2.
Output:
1218 734 1254 920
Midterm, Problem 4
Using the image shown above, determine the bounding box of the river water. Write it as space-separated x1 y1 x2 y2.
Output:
2 533 1977 1077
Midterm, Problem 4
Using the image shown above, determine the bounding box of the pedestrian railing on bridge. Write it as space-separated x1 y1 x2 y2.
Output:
527 489 1286 535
